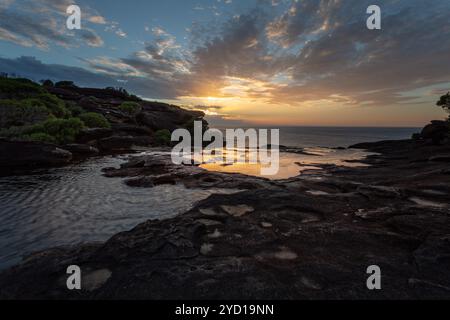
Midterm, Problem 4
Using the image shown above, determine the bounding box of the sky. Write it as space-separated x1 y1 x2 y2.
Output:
0 0 449 127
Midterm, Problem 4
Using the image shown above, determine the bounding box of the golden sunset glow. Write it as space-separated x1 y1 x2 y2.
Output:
1 0 448 127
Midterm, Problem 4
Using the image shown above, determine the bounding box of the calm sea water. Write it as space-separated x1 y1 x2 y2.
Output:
0 127 419 270
276 127 419 148
213 126 420 148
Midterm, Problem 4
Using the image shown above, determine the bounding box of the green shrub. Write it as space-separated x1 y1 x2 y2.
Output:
0 118 84 144
65 101 85 117
22 133 57 144
40 118 85 144
119 101 141 115
0 125 28 139
0 99 51 127
0 78 44 99
36 93 70 118
79 112 110 128
129 94 141 102
55 81 76 88
154 129 171 146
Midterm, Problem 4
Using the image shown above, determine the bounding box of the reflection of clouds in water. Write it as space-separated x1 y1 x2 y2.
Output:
199 147 373 180
0 155 238 270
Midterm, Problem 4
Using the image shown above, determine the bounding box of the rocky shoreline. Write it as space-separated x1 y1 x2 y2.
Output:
0 131 449 299
0 80 204 174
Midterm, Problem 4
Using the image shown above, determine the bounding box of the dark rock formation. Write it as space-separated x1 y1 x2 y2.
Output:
98 136 153 151
414 120 450 145
63 144 99 157
1 136 449 299
136 102 204 132
47 86 205 134
110 124 152 136
0 139 72 171
77 128 114 143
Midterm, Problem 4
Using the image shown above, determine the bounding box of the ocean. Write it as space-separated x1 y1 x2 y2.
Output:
276 126 420 148
213 126 420 148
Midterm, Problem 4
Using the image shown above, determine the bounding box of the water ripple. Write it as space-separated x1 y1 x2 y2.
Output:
0 155 233 270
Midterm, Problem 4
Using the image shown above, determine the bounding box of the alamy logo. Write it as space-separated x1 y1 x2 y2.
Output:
66 265 81 290
366 5 381 30
171 121 280 176
66 5 81 30
366 265 381 290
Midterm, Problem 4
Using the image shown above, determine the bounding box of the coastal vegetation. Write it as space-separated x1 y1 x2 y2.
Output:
0 76 205 168
0 77 97 144
78 112 110 129
154 129 171 146
118 101 141 115
437 92 450 118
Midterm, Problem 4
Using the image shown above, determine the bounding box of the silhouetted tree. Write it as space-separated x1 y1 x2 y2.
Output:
55 81 76 88
40 79 54 87
437 92 450 114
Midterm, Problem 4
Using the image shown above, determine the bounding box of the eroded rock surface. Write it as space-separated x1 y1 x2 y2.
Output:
0 139 449 299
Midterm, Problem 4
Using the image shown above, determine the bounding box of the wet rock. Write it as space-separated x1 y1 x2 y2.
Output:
98 136 153 151
221 205 254 217
355 207 395 221
261 222 273 228
0 139 72 170
300 276 323 290
409 197 447 208
2 131 450 299
77 128 113 143
63 144 99 157
274 247 298 260
83 269 112 292
357 185 402 199
429 154 450 162
200 243 214 256
111 124 152 136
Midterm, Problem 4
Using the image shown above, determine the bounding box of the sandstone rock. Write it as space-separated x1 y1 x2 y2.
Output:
63 144 99 157
2 136 450 300
420 120 450 144
136 102 204 132
77 128 113 143
83 269 112 292
98 136 153 151
0 139 72 170
221 204 254 217
111 124 152 136
429 154 450 162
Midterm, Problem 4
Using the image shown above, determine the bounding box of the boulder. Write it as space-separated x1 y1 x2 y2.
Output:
429 154 450 162
98 136 153 151
0 139 72 169
136 102 204 132
77 128 113 143
420 120 450 144
63 144 99 157
111 124 153 136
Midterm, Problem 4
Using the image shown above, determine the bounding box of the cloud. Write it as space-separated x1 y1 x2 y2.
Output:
268 0 450 106
79 29 104 47
0 56 181 99
88 15 107 24
0 0 105 49
1 0 449 113
183 0 450 106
